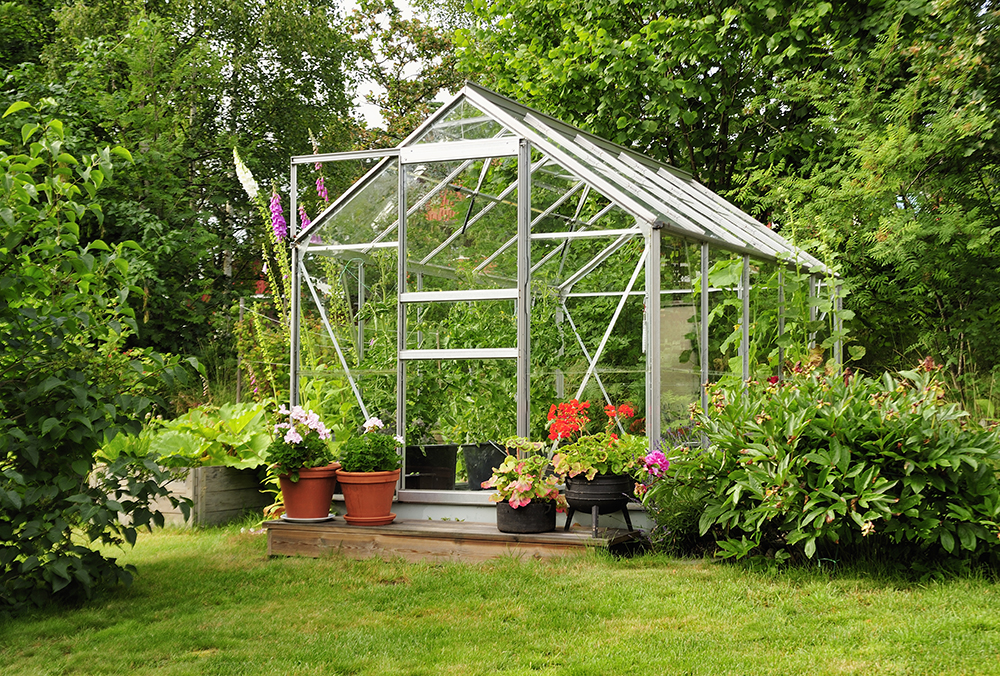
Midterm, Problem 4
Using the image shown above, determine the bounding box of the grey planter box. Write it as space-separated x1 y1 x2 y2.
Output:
153 466 271 526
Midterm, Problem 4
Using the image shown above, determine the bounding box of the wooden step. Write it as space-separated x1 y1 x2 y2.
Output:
263 518 639 562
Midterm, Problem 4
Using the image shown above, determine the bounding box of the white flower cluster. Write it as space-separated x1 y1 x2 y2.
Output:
233 147 259 201
362 416 404 445
275 405 331 445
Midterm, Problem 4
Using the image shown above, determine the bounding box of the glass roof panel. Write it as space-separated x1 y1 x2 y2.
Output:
414 98 512 145
305 158 399 248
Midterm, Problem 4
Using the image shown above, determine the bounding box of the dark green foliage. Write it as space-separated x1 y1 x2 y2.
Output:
1 102 194 612
339 434 402 473
656 362 1000 569
745 3 1000 406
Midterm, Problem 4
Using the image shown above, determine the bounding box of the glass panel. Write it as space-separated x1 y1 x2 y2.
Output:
403 359 516 490
530 286 647 440
747 258 782 381
659 234 700 447
307 158 399 247
404 157 519 292
705 248 744 383
300 246 398 427
404 300 516 351
414 98 511 144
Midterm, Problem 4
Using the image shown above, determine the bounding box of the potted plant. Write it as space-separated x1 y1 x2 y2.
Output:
482 437 567 533
550 401 645 532
335 417 403 526
267 405 339 521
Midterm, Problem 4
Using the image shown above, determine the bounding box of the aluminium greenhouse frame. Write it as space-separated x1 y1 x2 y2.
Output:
285 83 839 503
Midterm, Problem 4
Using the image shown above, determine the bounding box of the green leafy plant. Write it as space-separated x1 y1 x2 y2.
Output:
666 359 1000 568
550 402 645 480
482 438 567 510
265 405 335 481
145 401 273 469
0 101 195 611
338 418 403 473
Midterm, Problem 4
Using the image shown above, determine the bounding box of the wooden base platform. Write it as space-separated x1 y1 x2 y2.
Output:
263 518 639 562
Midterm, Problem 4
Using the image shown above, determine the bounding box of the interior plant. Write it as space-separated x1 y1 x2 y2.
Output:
266 405 338 520
483 437 567 534
335 417 403 525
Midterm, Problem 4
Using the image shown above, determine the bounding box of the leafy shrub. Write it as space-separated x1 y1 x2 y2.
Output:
655 361 1000 568
1 102 194 612
149 401 273 470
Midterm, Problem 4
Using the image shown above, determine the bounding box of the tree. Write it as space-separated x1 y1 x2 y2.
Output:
2 0 357 363
347 0 467 148
0 101 193 612
757 3 1000 395
457 0 932 195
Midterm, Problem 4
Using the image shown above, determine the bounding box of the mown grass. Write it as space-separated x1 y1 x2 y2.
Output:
3 522 1000 675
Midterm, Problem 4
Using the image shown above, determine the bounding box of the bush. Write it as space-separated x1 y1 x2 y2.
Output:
653 361 1000 569
1 102 194 613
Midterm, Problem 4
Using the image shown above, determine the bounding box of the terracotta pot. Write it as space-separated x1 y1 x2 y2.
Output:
279 462 341 520
335 469 401 526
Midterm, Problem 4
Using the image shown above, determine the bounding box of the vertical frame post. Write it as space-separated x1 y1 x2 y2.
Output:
396 163 408 445
516 140 531 438
289 163 300 408
808 274 818 349
777 269 785 380
700 243 709 415
834 282 843 366
357 262 365 364
741 254 750 382
645 226 661 452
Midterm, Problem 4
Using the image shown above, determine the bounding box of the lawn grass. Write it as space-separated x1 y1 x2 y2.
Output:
3 523 1000 675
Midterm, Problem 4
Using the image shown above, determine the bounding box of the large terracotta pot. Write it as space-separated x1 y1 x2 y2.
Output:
335 469 401 526
278 462 341 520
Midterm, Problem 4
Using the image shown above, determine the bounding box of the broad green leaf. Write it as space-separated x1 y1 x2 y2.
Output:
3 101 32 118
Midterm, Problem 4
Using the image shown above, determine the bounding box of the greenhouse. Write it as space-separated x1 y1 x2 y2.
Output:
286 82 839 509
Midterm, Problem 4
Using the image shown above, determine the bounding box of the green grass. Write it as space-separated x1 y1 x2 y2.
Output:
3 524 1000 675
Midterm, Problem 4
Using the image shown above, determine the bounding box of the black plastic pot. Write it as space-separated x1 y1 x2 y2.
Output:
461 442 508 490
404 444 457 490
564 472 633 514
495 500 556 534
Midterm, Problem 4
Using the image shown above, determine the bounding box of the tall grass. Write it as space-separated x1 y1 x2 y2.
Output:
3 523 1000 675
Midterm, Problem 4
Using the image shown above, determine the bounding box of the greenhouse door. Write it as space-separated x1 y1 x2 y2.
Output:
395 137 531 497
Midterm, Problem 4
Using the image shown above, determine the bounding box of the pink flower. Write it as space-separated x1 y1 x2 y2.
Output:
283 428 303 444
270 192 287 240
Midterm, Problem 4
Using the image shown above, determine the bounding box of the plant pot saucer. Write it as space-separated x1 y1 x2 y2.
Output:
343 512 396 526
280 513 335 523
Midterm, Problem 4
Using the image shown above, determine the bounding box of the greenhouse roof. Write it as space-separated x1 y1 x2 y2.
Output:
294 82 827 272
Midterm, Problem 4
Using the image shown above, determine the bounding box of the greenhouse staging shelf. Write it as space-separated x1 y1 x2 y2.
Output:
262 518 641 562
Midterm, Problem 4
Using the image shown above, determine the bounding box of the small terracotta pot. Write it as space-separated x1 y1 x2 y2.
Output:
279 462 341 519
335 469 401 526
